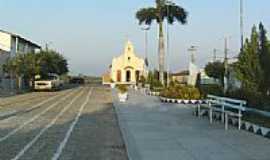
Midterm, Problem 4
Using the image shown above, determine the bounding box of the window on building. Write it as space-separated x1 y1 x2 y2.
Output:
117 70 121 82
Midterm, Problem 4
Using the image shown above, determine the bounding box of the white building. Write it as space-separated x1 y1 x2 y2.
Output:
188 62 199 86
0 30 41 90
103 41 148 85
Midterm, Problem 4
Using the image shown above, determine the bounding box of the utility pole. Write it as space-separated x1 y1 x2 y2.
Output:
45 42 53 52
224 38 229 94
213 49 217 62
45 43 49 52
240 0 244 51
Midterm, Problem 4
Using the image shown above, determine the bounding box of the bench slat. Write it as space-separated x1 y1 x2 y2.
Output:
224 111 242 117
198 94 246 131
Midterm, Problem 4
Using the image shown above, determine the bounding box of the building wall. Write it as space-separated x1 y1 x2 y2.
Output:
172 75 189 84
17 39 36 54
0 32 12 52
10 36 17 57
0 51 10 75
188 62 199 86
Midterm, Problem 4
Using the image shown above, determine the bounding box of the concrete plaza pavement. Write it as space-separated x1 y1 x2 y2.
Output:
113 90 270 160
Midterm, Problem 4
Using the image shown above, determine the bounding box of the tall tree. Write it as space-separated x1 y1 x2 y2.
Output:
205 61 225 86
37 50 69 77
258 23 270 95
136 0 188 85
235 26 263 92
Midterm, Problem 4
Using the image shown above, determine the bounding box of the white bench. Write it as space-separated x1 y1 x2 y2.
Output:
197 95 246 130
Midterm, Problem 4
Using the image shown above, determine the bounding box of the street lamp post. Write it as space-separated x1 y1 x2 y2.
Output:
240 0 244 51
141 26 150 67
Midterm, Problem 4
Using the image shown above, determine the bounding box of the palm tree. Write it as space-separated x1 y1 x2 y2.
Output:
136 0 188 85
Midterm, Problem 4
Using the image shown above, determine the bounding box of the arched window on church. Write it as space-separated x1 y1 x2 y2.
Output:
117 70 121 82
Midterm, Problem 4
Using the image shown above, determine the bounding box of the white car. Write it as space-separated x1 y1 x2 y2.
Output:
34 74 63 91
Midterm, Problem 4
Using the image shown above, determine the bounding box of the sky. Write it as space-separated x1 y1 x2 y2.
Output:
0 0 270 76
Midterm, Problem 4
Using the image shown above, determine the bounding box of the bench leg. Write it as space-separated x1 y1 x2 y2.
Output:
225 113 228 130
198 104 201 118
238 110 242 130
209 108 213 124
221 106 225 123
238 117 241 130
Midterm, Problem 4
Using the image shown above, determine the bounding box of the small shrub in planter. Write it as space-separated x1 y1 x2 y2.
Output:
117 84 128 102
110 79 116 88
160 84 201 100
138 76 146 87
150 79 164 91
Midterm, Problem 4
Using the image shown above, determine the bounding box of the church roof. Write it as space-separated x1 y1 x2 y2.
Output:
124 40 135 55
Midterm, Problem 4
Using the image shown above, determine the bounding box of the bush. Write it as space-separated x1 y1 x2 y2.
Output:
116 84 128 94
138 76 146 86
149 79 164 91
161 84 201 100
226 89 270 111
199 84 224 98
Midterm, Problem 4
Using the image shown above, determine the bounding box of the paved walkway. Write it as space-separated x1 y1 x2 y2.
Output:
113 90 270 160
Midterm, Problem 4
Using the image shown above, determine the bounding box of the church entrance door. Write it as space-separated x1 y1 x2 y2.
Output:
126 70 131 82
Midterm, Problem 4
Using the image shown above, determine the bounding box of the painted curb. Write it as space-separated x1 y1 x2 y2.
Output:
148 92 160 96
200 112 270 139
160 97 207 105
159 96 270 139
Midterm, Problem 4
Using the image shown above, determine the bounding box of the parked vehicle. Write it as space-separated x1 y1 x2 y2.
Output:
34 74 63 91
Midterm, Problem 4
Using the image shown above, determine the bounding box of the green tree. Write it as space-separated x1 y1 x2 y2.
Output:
136 0 188 85
3 53 38 89
235 26 263 92
205 61 225 86
37 50 69 77
3 50 69 90
22 53 40 88
258 23 270 95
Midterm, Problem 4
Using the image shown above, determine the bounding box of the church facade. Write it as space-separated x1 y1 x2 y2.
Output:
103 41 147 85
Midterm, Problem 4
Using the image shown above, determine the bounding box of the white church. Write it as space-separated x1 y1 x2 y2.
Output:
103 41 148 85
